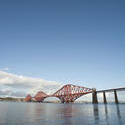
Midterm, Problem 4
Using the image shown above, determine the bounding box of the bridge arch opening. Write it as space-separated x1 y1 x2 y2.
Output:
43 97 61 103
75 93 92 103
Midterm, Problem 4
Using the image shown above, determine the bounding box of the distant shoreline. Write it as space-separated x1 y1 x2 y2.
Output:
0 97 125 104
0 97 25 102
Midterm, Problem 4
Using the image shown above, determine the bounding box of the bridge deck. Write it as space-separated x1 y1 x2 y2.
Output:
97 87 125 93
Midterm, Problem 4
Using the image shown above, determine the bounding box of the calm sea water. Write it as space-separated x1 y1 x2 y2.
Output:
0 102 125 125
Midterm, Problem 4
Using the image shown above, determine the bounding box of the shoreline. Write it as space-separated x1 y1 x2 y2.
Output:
0 97 125 104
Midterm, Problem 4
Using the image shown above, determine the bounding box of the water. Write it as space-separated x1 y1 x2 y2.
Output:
0 102 125 125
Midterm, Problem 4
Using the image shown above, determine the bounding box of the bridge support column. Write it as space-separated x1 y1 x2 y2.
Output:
60 98 65 103
114 90 119 104
103 91 107 104
92 88 98 104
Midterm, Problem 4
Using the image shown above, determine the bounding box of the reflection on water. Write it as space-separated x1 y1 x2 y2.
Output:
104 104 109 125
93 104 99 124
0 102 125 125
92 104 124 125
116 104 122 125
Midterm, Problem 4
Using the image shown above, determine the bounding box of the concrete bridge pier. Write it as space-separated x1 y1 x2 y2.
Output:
103 91 107 104
92 88 98 104
114 90 119 104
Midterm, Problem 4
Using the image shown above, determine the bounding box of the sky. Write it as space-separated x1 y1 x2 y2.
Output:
0 0 125 97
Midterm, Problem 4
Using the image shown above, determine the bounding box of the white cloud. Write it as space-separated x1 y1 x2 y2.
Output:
0 71 63 97
1 67 9 71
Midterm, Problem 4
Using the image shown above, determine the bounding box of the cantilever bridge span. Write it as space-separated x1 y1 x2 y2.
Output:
25 84 125 104
25 84 93 103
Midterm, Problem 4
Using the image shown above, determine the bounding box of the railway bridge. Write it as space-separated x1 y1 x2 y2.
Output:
25 84 125 104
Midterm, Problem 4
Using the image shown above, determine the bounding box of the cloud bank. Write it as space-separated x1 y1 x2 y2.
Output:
0 71 62 97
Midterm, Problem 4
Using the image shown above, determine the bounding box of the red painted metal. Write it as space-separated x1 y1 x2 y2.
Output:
25 94 32 102
25 84 93 103
53 84 93 103
34 91 48 102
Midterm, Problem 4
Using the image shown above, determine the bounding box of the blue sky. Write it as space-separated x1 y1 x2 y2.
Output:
0 0 125 94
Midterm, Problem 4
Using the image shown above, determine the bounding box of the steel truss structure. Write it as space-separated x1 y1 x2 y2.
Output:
25 84 93 103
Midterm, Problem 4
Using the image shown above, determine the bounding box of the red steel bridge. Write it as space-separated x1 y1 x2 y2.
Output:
25 84 93 103
25 84 125 104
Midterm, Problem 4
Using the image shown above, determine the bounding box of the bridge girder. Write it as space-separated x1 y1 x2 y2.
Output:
25 84 93 103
